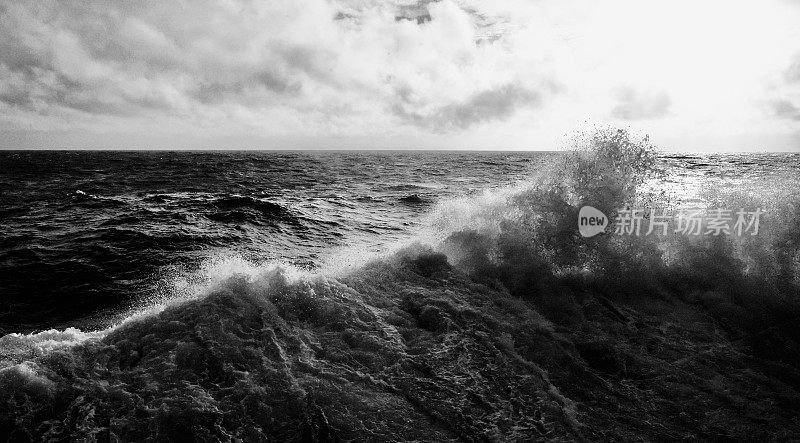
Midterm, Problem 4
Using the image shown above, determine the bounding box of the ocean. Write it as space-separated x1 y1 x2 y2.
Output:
0 150 541 333
1 141 799 440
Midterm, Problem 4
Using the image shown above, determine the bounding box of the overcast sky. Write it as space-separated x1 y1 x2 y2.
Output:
1 0 799 150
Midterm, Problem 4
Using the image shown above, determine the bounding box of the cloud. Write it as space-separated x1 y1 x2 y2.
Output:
1 0 800 149
393 82 540 129
0 0 553 137
770 99 800 121
762 53 800 123
785 53 800 84
610 88 671 120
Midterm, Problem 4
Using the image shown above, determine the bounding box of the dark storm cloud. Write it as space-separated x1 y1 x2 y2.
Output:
786 58 800 84
765 54 800 122
771 99 800 121
0 65 177 116
393 83 541 130
610 88 671 120
192 72 303 105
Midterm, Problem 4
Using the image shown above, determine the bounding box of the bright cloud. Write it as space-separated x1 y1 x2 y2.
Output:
0 0 799 150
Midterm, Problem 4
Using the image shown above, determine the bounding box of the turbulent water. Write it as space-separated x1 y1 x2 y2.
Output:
0 150 537 333
1 136 800 441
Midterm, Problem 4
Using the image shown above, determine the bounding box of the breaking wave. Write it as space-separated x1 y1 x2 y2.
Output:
2 129 799 440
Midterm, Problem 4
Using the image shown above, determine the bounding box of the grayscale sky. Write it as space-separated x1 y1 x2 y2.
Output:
1 0 799 150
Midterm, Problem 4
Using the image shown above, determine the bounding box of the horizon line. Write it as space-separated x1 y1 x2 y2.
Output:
1 148 798 154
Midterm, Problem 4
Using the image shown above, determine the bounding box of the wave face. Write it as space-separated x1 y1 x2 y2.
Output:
1 136 800 440
0 255 583 441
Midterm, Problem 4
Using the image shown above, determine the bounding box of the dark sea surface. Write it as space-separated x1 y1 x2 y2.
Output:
1 148 799 441
2 150 798 334
0 151 543 332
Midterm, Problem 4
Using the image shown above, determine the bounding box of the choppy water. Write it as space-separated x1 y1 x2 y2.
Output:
0 151 542 333
1 144 799 441
1 149 799 333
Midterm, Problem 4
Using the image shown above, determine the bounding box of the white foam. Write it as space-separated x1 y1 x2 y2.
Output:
0 327 107 369
0 253 320 365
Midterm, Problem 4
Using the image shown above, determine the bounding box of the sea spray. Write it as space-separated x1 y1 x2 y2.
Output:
2 131 799 440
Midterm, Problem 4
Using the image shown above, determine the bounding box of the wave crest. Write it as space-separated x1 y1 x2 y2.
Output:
2 129 799 440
